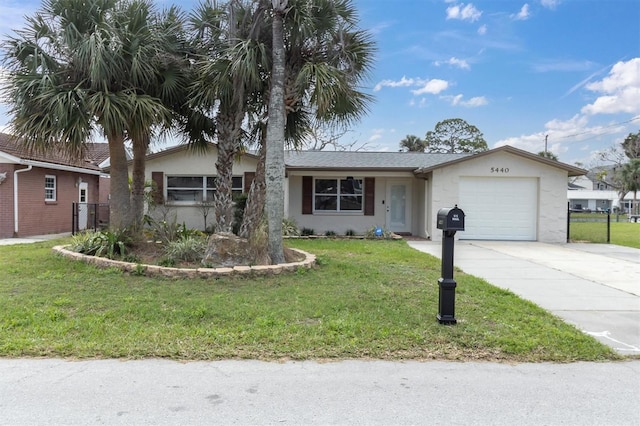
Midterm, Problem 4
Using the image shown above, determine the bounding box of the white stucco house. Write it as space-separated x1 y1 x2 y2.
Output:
134 144 586 243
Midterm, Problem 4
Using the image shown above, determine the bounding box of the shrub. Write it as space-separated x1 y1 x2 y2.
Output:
301 227 315 236
164 235 208 263
282 218 300 236
324 230 336 237
345 229 356 236
70 229 131 259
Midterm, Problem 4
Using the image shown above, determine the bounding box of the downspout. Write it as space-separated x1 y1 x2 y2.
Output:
14 165 33 235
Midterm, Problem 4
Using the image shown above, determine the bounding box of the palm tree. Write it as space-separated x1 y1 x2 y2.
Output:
237 0 375 263
1 0 176 230
189 0 269 233
620 159 640 215
400 135 426 152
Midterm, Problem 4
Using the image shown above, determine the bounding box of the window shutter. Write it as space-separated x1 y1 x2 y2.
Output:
244 172 255 193
151 172 164 204
302 176 312 214
364 177 375 216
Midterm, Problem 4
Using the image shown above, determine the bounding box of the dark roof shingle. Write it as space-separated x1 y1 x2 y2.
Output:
0 133 109 171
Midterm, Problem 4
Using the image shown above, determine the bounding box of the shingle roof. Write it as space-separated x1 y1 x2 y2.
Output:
284 150 471 170
0 133 109 171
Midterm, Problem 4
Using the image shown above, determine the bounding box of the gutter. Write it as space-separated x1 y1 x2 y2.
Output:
14 165 32 235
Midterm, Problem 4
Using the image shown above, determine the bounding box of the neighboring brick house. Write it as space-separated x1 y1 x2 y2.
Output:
0 133 110 238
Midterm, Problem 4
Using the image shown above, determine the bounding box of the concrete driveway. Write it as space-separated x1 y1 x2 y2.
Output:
407 240 640 355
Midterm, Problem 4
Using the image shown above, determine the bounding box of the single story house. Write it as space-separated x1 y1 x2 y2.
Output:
138 143 585 243
0 133 110 238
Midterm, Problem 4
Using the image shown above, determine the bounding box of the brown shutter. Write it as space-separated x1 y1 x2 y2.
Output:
302 176 312 214
151 171 164 204
364 177 375 216
244 172 255 193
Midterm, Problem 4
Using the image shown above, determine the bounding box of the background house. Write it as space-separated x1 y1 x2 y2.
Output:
567 166 635 213
138 144 585 243
0 133 110 238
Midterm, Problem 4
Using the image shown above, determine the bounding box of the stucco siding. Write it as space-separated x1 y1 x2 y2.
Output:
428 151 569 243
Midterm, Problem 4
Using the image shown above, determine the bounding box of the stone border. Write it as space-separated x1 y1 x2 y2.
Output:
52 246 316 279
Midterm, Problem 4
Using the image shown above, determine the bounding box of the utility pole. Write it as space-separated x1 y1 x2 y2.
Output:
545 134 548 154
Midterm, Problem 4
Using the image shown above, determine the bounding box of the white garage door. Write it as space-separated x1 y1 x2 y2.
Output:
458 177 538 240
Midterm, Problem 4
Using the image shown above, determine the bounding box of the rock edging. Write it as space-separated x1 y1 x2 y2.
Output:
52 246 316 279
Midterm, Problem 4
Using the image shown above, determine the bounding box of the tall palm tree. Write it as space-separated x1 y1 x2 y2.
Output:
236 0 375 263
189 1 269 233
1 0 175 230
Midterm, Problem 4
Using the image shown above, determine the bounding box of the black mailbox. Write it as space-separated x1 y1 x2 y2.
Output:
437 205 465 231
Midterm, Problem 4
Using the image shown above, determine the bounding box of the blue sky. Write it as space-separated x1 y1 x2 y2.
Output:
1 0 639 165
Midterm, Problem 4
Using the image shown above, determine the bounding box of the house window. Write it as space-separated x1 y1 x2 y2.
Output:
166 175 243 203
45 175 56 201
314 178 363 212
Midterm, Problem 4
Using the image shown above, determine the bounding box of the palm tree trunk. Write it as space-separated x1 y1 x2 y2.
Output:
131 135 149 232
213 105 244 233
264 1 287 264
107 134 132 230
239 142 266 239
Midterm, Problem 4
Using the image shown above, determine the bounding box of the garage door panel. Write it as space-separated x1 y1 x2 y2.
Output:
459 177 537 240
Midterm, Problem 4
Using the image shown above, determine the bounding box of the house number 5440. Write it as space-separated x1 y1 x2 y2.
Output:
490 167 510 173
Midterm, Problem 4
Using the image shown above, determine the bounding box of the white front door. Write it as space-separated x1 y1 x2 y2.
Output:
386 180 411 234
78 182 89 231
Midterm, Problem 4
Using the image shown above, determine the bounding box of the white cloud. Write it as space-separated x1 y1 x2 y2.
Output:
540 0 560 10
444 94 488 107
581 58 640 115
512 4 530 20
446 3 482 22
411 79 449 95
477 24 487 35
434 57 470 70
373 76 424 92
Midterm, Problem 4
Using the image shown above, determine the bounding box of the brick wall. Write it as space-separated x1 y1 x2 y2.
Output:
8 165 101 237
0 164 15 238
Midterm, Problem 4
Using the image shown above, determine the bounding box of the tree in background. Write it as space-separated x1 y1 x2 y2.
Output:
620 158 640 215
399 135 427 152
424 118 488 153
537 151 559 161
622 131 640 159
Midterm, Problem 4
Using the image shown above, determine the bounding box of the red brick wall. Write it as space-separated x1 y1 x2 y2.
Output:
0 164 15 238
5 165 101 237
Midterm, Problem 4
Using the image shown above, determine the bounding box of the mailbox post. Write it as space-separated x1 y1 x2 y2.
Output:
436 205 465 324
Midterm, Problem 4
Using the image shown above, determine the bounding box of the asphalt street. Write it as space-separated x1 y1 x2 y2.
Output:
1 358 639 425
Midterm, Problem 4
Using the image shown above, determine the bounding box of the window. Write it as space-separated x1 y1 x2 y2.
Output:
166 175 243 203
314 178 363 212
45 175 56 201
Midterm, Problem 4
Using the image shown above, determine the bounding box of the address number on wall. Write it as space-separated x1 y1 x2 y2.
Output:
490 167 510 173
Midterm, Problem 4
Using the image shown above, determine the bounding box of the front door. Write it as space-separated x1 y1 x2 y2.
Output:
386 180 411 234
78 181 89 231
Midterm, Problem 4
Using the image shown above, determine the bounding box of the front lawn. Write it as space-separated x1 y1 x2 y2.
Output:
0 238 619 362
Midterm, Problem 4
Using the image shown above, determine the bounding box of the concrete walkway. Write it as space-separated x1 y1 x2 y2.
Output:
407 240 640 355
0 232 71 245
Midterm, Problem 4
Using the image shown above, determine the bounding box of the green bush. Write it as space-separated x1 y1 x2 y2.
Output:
364 226 392 239
164 235 208 263
324 230 336 237
301 227 315 236
345 229 356 236
70 229 130 259
282 218 300 236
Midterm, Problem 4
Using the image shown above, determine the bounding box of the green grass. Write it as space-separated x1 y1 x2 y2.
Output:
0 238 620 362
570 221 640 248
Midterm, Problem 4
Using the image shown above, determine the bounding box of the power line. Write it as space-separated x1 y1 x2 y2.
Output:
558 116 640 140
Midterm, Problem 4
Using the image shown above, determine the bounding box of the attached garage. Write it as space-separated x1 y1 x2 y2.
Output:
459 177 538 240
414 146 586 243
